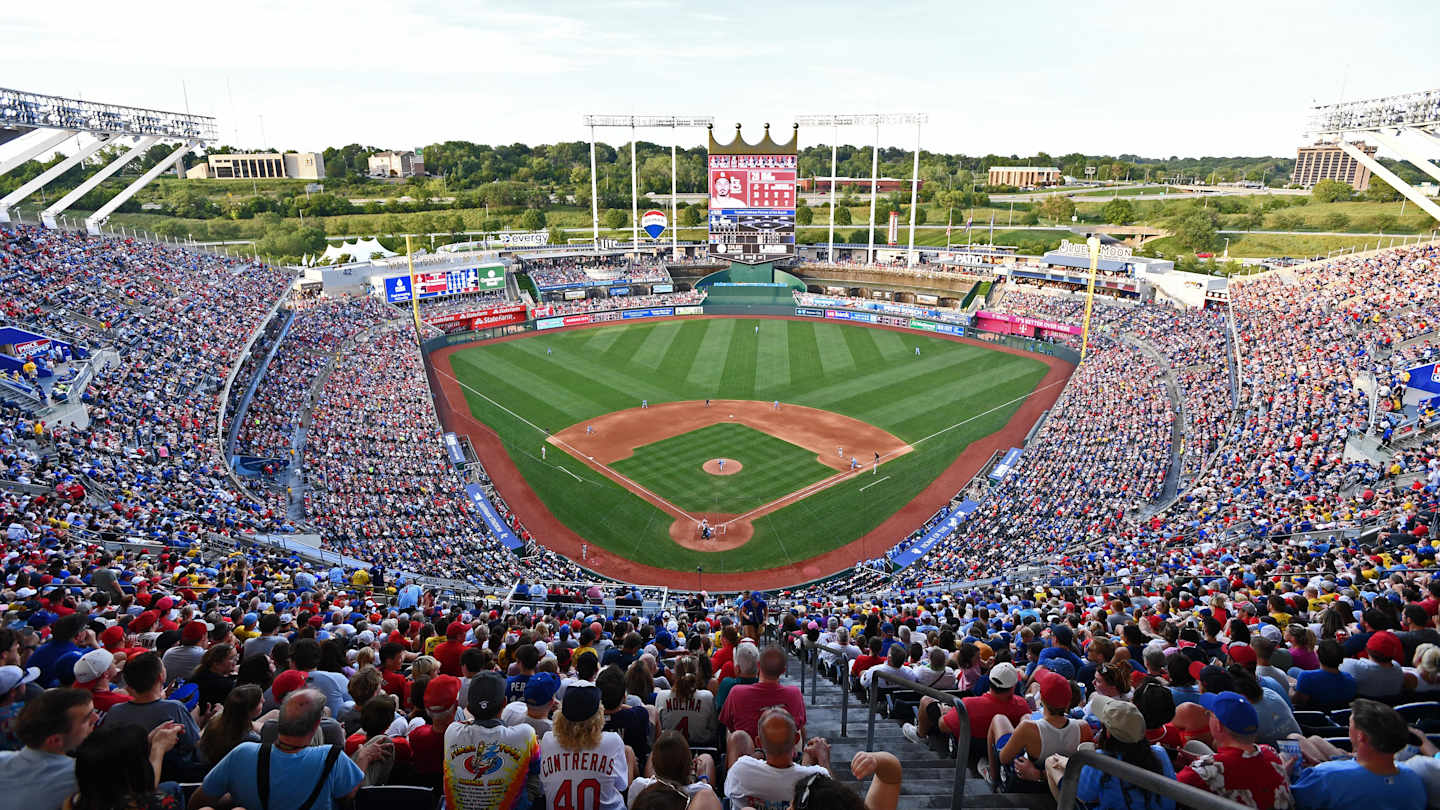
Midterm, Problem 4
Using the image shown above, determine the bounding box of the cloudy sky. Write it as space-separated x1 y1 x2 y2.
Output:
2 0 1434 158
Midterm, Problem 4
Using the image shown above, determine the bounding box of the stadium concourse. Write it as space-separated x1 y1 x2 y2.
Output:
1 223 1440 808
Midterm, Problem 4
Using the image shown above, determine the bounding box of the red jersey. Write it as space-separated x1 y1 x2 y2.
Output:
719 681 806 741
945 691 1030 739
1177 744 1292 810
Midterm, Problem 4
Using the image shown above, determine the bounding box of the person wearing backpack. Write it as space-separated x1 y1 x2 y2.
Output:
192 688 390 810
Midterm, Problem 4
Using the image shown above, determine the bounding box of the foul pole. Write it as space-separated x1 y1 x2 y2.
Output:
1079 235 1100 360
406 235 422 339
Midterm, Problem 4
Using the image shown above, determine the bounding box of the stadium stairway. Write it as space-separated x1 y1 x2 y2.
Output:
780 653 1057 809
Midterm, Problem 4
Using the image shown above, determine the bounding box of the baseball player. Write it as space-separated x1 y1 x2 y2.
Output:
772 399 779 411
642 399 648 409
705 398 711 407
915 346 920 356
849 456 859 470
718 458 726 472
547 347 552 356
541 446 547 461
837 446 843 457
586 424 594 435
754 323 758 335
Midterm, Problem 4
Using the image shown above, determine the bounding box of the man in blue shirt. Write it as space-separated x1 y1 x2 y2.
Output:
194 688 386 810
27 614 87 688
1291 699 1424 810
1292 639 1358 709
742 591 767 638
397 580 422 611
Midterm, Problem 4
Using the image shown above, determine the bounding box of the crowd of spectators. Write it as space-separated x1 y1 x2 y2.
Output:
523 256 670 290
792 292 969 324
539 291 706 318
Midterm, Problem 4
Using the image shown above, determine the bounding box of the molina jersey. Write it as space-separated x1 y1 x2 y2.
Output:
538 731 629 810
443 722 540 810
656 689 718 747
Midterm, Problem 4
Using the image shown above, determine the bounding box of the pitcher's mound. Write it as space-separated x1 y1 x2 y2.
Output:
702 458 742 476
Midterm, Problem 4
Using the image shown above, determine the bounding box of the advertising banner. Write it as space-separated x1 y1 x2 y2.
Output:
641 209 667 240
675 306 704 316
563 289 587 300
384 275 413 303
825 309 878 324
974 310 1082 335
463 484 523 550
621 307 675 319
425 303 528 330
989 447 1023 481
707 152 796 264
609 287 631 296
651 283 674 294
384 266 505 303
887 500 981 568
443 433 466 465
888 210 899 245
796 307 824 317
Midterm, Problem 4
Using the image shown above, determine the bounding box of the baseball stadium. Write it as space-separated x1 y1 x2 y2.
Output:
4 32 1440 810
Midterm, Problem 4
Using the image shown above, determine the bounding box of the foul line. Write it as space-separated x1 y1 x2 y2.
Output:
860 476 890 492
436 367 553 438
553 465 583 482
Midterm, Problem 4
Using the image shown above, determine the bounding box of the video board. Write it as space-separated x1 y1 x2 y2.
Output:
707 153 795 264
383 264 506 304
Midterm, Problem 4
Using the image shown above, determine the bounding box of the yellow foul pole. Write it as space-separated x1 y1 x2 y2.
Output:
406 235 422 339
1079 235 1100 361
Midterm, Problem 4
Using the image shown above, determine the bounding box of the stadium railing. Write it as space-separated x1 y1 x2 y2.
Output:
1054 748 1250 810
865 667 970 810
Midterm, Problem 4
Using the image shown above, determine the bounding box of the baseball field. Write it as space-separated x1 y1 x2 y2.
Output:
431 317 1057 581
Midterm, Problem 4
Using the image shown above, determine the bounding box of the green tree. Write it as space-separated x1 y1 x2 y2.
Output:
1101 198 1135 225
1173 212 1220 251
1038 195 1076 223
833 206 852 226
1311 178 1354 203
678 204 702 227
602 208 626 229
547 224 567 246
516 208 546 230
1322 213 1351 231
796 205 814 226
1368 213 1397 232
1364 176 1401 202
1269 212 1303 230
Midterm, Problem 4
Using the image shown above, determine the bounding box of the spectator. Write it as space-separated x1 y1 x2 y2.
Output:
1176 691 1293 809
1290 699 1425 810
1058 694 1176 810
625 730 718 808
68 722 183 810
199 684 263 765
408 674 461 787
985 669 1091 793
0 688 96 810
502 671 560 737
70 649 129 717
1292 640 1358 709
723 706 830 808
655 655 717 747
538 684 629 810
194 688 385 810
98 652 206 782
161 621 208 685
721 647 806 755
1342 630 1413 699
904 662 1028 762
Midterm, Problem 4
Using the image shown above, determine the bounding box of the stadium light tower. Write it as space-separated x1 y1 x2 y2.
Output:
0 87 217 231
794 114 928 267
1307 88 1440 223
582 115 714 259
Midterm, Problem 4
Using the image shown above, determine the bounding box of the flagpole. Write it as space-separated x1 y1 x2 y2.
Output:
1080 236 1100 361
406 235 422 340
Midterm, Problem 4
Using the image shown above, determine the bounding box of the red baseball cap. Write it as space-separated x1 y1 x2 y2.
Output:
99 625 126 651
1036 670 1071 710
426 675 461 711
181 621 207 644
446 621 468 639
1227 644 1257 667
1367 630 1404 661
272 669 308 701
129 612 158 633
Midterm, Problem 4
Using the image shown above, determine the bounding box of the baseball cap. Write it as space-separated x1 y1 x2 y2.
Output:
1226 644 1257 667
1091 694 1146 743
271 669 308 701
1036 670 1071 710
561 685 602 722
467 671 507 720
1197 691 1260 736
72 649 114 685
988 662 1020 689
446 621 468 639
425 675 461 713
99 625 125 651
181 621 207 644
0 665 40 694
524 672 561 706
1367 630 1404 661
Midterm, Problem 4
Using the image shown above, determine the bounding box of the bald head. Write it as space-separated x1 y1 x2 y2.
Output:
277 688 326 738
759 707 798 760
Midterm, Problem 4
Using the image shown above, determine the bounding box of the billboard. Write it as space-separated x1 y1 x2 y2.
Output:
424 302 528 330
383 265 505 304
641 209 667 239
707 153 795 264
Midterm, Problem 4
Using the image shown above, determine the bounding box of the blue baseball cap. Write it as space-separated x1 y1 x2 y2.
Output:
1197 691 1258 736
524 672 561 706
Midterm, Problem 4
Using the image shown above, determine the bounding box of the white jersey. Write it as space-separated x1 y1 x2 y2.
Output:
723 756 828 810
538 730 628 810
655 689 717 747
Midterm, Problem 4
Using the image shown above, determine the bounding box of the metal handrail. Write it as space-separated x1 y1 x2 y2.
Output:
803 640 853 737
1055 748 1250 810
864 668 970 810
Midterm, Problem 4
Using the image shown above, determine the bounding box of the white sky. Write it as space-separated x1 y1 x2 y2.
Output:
2 0 1436 158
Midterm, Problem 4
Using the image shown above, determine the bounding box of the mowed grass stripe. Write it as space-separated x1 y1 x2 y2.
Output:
582 326 625 353
814 322 856 377
685 319 735 389
783 320 823 389
656 320 707 382
516 334 688 406
611 423 833 513
720 321 761 400
753 319 791 394
870 329 910 360
631 321 682 370
450 351 598 430
797 347 987 414
597 324 652 366
478 345 639 419
841 324 885 371
877 361 1047 438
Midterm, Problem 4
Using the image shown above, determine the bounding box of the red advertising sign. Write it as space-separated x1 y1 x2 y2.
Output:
424 303 527 330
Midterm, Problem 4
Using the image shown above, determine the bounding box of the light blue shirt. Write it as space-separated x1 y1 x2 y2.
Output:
201 741 364 810
1291 758 1425 810
0 747 77 810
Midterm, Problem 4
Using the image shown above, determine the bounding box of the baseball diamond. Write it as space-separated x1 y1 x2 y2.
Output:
428 316 1066 586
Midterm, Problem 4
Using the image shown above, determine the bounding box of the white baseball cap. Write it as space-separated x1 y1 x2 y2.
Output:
0 665 40 694
988 662 1020 689
72 649 114 685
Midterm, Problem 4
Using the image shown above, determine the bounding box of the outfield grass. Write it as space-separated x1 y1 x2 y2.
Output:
611 423 834 513
448 318 1049 573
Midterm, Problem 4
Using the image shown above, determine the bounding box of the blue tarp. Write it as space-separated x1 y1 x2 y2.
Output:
888 499 981 568
989 447 1023 481
464 484 523 550
443 433 466 465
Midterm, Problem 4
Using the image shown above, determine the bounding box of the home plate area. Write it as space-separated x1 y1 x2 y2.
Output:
546 400 912 551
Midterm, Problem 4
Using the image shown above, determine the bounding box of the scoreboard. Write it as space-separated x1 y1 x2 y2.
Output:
384 264 505 304
707 153 795 264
